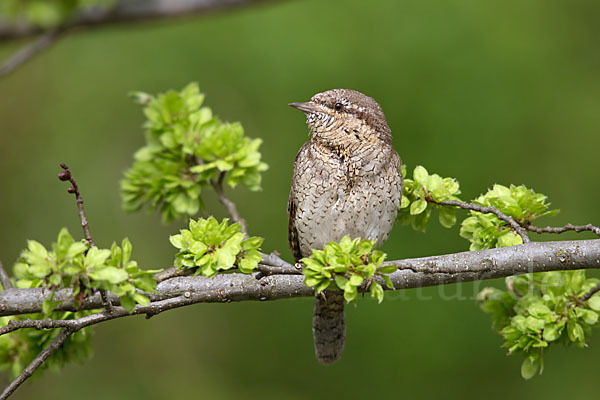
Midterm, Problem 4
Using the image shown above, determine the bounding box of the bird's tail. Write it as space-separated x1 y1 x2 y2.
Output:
312 290 345 364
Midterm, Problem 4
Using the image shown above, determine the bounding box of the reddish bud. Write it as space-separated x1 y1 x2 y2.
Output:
67 187 76 194
58 171 71 181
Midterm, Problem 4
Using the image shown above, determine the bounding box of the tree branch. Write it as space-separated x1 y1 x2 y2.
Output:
0 0 283 40
1 239 598 318
0 29 62 78
0 0 285 77
0 328 73 400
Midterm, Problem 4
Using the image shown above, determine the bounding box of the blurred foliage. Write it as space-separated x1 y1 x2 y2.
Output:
0 0 115 28
122 83 268 222
170 217 263 277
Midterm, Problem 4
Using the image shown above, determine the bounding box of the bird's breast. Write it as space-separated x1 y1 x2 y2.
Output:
291 146 402 256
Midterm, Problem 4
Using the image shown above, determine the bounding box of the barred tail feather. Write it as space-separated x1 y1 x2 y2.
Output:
312 290 345 364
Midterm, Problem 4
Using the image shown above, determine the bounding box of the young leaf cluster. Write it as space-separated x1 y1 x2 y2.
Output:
0 312 94 379
460 184 557 250
13 228 158 313
302 236 395 303
122 83 268 222
396 165 461 231
170 217 263 277
478 271 600 379
0 0 116 28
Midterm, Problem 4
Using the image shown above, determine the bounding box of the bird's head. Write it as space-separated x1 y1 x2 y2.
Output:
289 89 392 148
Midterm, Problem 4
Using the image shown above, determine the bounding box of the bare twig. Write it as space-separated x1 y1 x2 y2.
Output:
0 328 74 400
0 261 12 290
58 163 94 247
58 163 112 311
0 29 62 78
210 172 248 234
526 223 600 237
433 199 530 244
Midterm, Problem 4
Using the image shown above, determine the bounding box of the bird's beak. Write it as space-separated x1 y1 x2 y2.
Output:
289 102 320 114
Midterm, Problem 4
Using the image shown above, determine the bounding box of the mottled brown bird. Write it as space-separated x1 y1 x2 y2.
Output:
288 89 403 364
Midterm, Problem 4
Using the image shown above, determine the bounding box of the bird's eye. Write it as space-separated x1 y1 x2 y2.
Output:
334 102 343 111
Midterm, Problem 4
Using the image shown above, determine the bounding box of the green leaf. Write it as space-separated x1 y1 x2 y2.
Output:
344 285 357 303
410 199 427 215
382 274 394 290
521 356 539 380
349 274 363 286
334 275 349 290
438 207 456 228
413 166 428 184
588 293 600 311
89 267 128 284
84 247 111 269
132 292 151 306
542 325 561 342
370 282 384 304
567 320 584 343
315 279 331 293
377 265 397 274
120 295 136 313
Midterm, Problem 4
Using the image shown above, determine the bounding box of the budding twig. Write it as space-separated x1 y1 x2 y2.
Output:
58 163 94 247
432 199 531 244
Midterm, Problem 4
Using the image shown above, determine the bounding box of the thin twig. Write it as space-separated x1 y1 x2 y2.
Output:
433 199 530 244
526 223 600 237
0 328 73 400
58 163 94 247
210 172 248 234
58 163 112 311
580 282 600 302
0 261 13 290
0 29 62 78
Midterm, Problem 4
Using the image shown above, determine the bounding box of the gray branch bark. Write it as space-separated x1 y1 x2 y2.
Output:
1 239 598 317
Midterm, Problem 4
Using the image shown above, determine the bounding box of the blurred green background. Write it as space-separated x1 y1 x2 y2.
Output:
1 0 599 398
